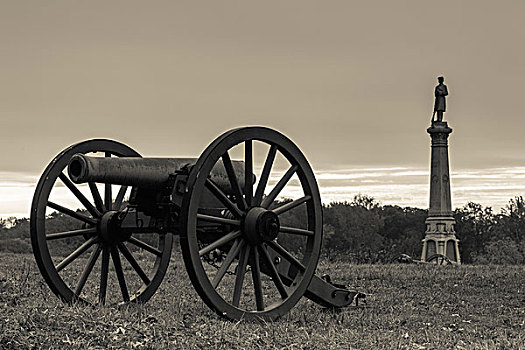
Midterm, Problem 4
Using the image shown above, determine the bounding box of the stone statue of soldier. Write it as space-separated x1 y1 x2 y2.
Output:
432 76 448 123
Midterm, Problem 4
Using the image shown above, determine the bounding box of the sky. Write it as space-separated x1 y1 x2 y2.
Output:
1 0 525 218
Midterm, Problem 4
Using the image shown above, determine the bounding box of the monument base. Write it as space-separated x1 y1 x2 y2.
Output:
421 232 461 264
422 216 460 263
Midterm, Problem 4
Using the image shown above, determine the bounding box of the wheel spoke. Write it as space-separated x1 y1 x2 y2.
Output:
211 239 244 288
99 246 110 304
232 245 250 307
111 247 130 302
127 236 162 256
260 244 288 299
47 201 97 225
250 246 264 311
244 140 253 207
118 243 151 285
197 213 240 226
74 244 101 296
266 241 306 272
46 227 96 240
222 152 247 211
105 183 112 210
261 165 298 208
272 195 311 215
279 226 314 237
254 145 277 206
199 230 242 257
114 185 128 211
205 180 243 218
89 182 105 213
55 236 98 272
104 150 112 210
59 173 101 218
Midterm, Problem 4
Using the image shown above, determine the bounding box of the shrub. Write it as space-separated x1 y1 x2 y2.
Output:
472 237 524 265
0 238 32 254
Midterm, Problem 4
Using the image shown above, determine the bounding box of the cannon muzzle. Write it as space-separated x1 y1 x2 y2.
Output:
68 154 251 191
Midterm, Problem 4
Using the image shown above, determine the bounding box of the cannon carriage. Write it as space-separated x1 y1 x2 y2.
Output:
31 127 360 321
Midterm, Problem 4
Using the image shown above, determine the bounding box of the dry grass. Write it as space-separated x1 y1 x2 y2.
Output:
1 251 524 349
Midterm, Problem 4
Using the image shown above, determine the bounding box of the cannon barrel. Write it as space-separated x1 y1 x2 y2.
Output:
68 154 251 192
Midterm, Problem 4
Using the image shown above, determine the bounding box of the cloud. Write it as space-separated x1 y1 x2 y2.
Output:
2 166 525 218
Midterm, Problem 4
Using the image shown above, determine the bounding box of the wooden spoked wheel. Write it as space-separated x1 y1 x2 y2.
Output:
30 140 172 305
426 254 452 265
180 127 323 320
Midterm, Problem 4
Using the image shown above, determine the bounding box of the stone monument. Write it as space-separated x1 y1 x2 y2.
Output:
421 77 461 264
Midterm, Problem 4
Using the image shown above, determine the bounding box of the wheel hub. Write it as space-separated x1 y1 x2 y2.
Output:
243 207 280 245
98 211 129 245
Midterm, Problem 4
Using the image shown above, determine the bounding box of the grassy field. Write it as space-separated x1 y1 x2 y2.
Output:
1 250 524 350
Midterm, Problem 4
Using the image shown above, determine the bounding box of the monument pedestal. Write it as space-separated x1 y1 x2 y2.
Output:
421 121 461 264
421 217 461 263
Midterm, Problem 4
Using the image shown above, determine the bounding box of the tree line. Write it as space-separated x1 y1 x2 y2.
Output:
2 195 524 264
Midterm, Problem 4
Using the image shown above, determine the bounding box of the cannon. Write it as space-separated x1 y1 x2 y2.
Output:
31 127 361 320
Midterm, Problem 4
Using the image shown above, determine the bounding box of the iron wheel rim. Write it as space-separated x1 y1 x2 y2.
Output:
30 139 172 305
180 127 322 320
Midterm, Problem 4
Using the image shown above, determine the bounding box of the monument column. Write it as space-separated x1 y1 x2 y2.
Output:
421 121 461 264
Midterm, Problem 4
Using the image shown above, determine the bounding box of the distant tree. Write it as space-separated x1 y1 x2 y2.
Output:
351 194 380 210
472 236 524 265
323 201 384 262
454 202 495 263
376 205 427 260
502 196 525 219
496 196 525 244
2 194 524 264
